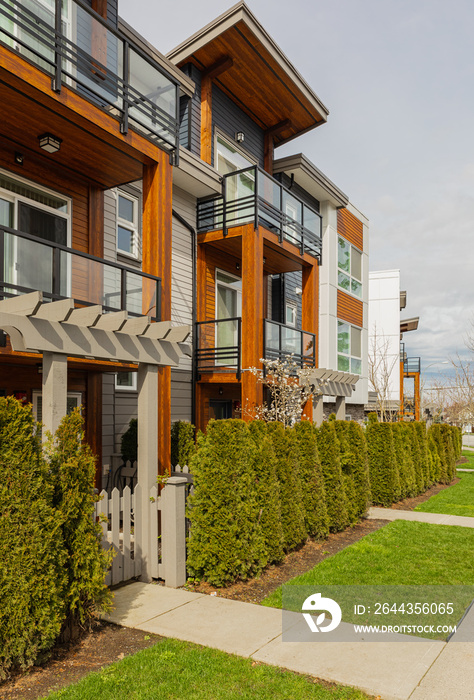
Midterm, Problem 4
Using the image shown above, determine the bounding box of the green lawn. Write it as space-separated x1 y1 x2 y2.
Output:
415 472 474 517
460 449 474 469
263 520 474 609
42 637 371 700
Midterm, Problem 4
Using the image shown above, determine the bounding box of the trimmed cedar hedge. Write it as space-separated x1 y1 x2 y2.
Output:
186 417 461 585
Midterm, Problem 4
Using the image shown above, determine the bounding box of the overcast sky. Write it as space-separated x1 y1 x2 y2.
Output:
120 0 474 376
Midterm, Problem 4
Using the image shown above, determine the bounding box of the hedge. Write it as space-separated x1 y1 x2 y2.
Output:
293 421 328 539
315 421 349 532
0 400 111 680
365 413 400 505
333 419 371 522
171 420 196 468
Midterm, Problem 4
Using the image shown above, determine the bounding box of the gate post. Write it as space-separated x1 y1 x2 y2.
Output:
161 476 187 587
137 362 158 582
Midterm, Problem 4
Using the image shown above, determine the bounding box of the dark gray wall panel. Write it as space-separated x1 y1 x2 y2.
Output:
212 84 265 167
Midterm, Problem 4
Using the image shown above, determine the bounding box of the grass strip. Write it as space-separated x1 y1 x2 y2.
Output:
415 473 474 517
42 637 372 700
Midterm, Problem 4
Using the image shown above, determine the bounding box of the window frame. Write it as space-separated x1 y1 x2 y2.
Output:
337 320 362 375
337 236 363 299
285 302 297 328
116 190 139 260
115 371 138 392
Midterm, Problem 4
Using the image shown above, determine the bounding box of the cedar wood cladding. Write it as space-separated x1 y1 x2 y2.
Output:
337 208 364 328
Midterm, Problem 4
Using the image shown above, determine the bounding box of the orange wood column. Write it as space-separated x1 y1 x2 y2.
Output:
241 223 264 417
201 75 212 165
301 261 319 421
88 185 104 485
143 157 173 475
414 373 421 421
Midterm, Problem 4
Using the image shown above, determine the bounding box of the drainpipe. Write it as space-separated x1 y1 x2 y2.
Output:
172 209 197 426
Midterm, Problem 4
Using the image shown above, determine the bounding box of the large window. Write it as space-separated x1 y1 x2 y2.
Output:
117 191 139 258
337 320 362 375
338 237 362 298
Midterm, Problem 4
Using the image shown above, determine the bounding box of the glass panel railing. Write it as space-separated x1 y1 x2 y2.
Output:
0 0 179 149
224 169 255 227
195 318 241 373
257 169 281 234
0 226 160 320
264 319 316 369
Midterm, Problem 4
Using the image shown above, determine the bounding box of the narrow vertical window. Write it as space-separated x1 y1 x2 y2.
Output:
117 192 139 258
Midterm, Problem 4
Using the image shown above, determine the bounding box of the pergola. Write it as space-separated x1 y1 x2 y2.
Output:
302 368 360 424
0 291 191 580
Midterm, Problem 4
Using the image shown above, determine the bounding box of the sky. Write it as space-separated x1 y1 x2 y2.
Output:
119 0 474 378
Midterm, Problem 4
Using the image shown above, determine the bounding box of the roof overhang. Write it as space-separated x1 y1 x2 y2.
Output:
400 291 407 310
400 317 419 334
166 2 328 146
273 153 349 207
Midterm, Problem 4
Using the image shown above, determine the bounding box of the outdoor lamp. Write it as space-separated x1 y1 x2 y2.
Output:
38 133 62 153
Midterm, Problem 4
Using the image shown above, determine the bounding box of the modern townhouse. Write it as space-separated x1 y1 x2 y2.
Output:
0 0 370 486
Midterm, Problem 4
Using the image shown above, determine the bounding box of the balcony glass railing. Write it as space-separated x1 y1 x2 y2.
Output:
0 0 179 152
197 166 322 259
264 319 316 369
404 357 421 375
195 317 241 376
0 226 161 320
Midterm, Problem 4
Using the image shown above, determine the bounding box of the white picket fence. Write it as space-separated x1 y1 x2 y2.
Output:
95 477 187 587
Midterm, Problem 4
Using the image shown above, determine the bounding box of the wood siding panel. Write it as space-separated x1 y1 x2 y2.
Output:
337 290 363 328
337 208 363 251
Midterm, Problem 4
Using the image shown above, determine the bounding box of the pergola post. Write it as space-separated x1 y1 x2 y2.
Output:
137 362 158 582
313 394 324 426
42 351 67 438
335 395 346 420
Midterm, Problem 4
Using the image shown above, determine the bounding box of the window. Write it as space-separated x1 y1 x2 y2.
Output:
32 391 82 437
338 237 362 298
337 320 362 374
115 372 137 391
285 302 297 327
117 191 139 258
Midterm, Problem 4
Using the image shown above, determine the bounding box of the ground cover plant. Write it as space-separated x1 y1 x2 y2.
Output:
415 472 474 517
262 520 474 631
40 637 372 700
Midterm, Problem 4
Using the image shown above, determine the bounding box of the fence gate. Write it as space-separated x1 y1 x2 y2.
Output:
95 476 187 588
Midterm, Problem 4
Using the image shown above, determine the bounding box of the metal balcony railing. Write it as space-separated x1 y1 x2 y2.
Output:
197 166 322 259
404 357 421 375
0 0 179 153
195 317 241 376
0 226 161 320
264 319 316 369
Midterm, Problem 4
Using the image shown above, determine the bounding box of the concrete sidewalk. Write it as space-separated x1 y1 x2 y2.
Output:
368 507 474 528
105 582 461 700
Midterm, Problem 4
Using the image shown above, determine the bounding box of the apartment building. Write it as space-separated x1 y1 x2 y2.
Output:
0 0 370 482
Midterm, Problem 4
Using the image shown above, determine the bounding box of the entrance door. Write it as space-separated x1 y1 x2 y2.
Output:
215 269 241 366
209 399 232 420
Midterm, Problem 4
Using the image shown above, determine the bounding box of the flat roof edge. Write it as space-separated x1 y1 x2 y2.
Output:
273 153 349 206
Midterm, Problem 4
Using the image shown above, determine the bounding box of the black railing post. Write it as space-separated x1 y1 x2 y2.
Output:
121 41 129 134
279 182 283 243
300 330 304 368
52 0 62 93
0 229 4 301
156 279 161 322
222 177 227 237
52 246 61 299
237 318 241 379
254 166 258 231
120 268 127 311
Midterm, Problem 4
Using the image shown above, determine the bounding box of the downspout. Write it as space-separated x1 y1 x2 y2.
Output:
172 209 197 426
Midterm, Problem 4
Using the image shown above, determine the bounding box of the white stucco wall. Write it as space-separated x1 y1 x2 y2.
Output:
368 269 401 402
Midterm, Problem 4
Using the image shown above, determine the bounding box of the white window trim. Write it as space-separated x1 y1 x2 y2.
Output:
337 236 362 299
116 190 139 259
215 268 242 319
115 371 138 391
285 302 297 327
337 320 362 375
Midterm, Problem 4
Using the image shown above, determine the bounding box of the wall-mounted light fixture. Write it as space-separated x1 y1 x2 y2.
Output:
218 386 224 396
38 133 62 153
236 262 241 271
14 152 24 166
263 257 266 264
235 131 245 143
295 287 302 295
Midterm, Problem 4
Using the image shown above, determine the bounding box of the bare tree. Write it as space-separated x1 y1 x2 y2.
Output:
368 324 399 422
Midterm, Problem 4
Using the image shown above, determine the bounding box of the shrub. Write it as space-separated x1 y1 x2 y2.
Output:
266 422 307 551
47 410 113 633
171 420 196 468
0 398 66 679
186 420 267 585
428 429 442 483
120 418 137 463
315 421 349 531
341 420 371 519
248 421 285 563
429 424 449 483
405 422 424 494
293 421 329 539
365 413 400 505
414 422 431 490
392 423 417 498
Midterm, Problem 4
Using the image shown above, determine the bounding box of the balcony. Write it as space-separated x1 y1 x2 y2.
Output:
197 166 322 259
195 317 316 377
0 225 161 320
0 0 179 153
404 357 421 375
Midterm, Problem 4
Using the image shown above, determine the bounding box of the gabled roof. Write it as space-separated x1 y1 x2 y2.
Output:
166 2 329 146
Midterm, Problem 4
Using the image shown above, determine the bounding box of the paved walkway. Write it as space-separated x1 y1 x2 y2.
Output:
368 507 474 528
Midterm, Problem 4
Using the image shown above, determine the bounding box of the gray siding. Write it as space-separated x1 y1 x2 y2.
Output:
212 84 265 167
179 64 201 156
284 271 303 329
171 370 192 423
102 372 115 470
